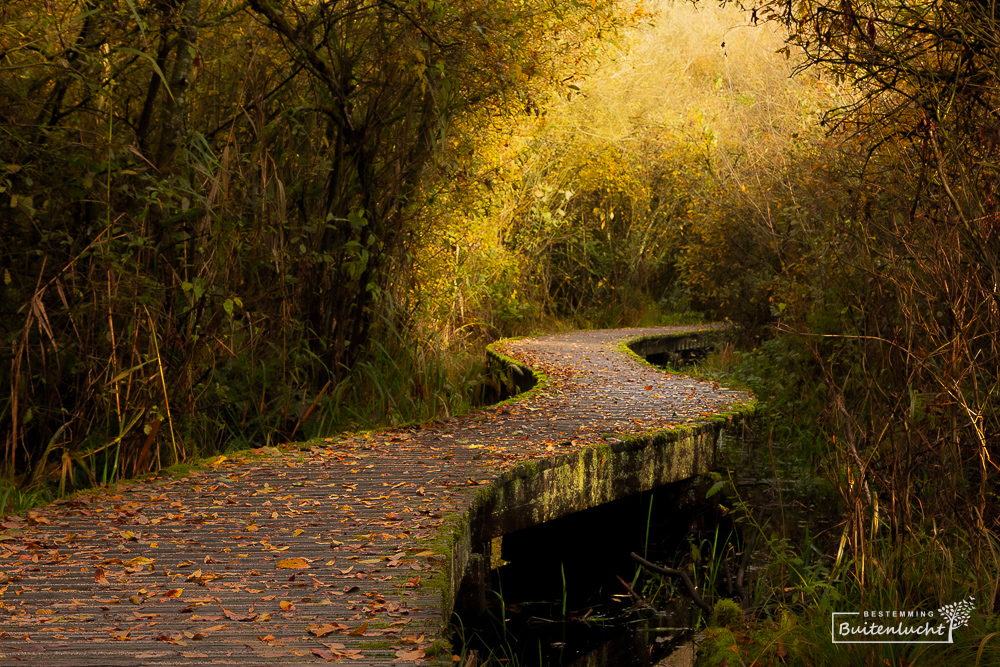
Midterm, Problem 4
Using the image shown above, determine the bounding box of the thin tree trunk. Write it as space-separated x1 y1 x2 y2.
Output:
156 0 200 168
137 32 174 150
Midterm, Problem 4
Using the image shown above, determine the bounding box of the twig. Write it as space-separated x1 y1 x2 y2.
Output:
615 575 650 608
631 552 712 613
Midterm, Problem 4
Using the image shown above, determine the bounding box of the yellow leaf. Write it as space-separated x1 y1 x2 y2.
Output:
276 557 310 569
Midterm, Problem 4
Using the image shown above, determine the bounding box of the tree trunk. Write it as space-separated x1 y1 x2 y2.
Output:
156 0 200 169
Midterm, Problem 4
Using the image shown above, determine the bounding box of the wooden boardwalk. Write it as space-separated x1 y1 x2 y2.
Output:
0 327 752 666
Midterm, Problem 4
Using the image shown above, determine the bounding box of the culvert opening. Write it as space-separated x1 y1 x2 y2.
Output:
450 478 743 666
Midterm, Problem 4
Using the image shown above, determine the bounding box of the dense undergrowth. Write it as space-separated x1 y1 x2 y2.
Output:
0 0 649 505
675 344 1000 666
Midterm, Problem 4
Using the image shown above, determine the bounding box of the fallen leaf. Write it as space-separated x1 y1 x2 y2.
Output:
308 623 347 637
94 568 109 585
312 648 338 661
276 557 310 569
221 607 259 622
348 622 368 636
395 649 426 661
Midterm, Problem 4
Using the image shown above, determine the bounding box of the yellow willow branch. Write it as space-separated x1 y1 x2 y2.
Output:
145 308 180 467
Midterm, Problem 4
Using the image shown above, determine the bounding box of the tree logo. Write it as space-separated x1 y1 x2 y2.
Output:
937 597 976 644
831 597 976 644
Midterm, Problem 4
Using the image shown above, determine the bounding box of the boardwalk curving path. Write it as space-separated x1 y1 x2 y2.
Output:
0 327 753 666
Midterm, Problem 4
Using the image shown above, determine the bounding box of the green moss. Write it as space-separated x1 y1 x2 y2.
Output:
160 463 198 478
710 599 743 628
484 340 552 402
698 627 742 666
424 638 451 657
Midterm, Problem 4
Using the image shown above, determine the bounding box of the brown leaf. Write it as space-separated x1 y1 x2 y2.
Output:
94 568 109 585
308 623 347 637
348 622 368 636
221 607 259 622
276 557 310 569
26 511 51 526
395 649 426 661
312 648 338 661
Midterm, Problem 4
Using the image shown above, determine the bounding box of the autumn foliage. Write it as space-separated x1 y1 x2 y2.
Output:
0 0 641 494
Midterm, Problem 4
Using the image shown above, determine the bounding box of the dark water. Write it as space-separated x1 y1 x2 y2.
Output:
450 477 734 666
